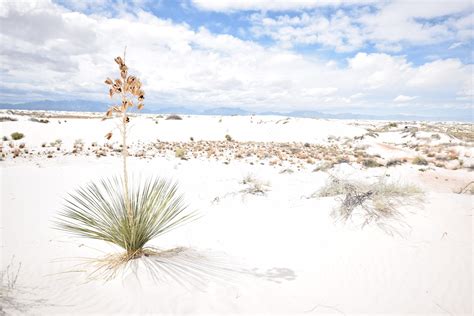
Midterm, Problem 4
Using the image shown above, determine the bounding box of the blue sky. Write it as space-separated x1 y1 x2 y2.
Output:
0 0 472 117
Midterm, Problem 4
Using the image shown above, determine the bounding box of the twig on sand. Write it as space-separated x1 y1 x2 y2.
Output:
304 303 346 315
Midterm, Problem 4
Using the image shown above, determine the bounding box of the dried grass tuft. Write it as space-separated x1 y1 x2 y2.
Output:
314 175 424 235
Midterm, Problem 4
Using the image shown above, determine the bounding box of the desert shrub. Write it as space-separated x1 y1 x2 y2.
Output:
2 136 8 141
56 177 195 259
10 132 24 140
225 134 233 142
0 116 17 122
412 156 428 165
166 114 182 120
362 159 381 168
313 161 334 172
241 174 270 195
388 122 398 128
175 148 186 158
314 176 424 235
29 117 49 124
386 158 402 167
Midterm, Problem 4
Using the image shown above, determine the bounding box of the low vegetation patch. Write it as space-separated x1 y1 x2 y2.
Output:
314 176 424 235
412 156 428 165
0 116 17 122
0 257 47 313
10 132 24 140
241 174 271 196
175 147 186 159
362 158 381 168
29 117 49 123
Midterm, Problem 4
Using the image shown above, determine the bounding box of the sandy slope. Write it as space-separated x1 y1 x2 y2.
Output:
0 112 472 315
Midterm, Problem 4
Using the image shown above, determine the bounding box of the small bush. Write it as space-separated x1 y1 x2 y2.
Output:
175 148 186 158
386 158 402 167
363 159 381 168
241 174 270 195
166 114 183 120
388 122 398 128
10 132 24 140
314 176 424 235
29 117 49 124
0 116 17 122
225 134 233 142
2 136 8 141
412 156 428 165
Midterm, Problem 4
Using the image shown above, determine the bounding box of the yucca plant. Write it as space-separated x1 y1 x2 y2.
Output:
56 50 195 261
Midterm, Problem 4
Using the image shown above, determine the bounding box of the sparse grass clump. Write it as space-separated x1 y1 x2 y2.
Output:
314 176 424 235
241 174 270 195
10 132 24 140
412 156 428 165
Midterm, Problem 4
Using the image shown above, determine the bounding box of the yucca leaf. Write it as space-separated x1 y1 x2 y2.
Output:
55 176 196 255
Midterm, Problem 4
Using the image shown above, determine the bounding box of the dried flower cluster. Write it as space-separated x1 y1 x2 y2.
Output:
103 55 145 140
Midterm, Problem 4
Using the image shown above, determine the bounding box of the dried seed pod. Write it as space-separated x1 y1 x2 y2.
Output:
126 76 136 84
114 56 124 65
120 65 128 72
105 132 113 140
106 108 113 117
111 105 121 112
123 116 130 124
137 103 144 110
109 88 113 98
114 79 122 86
105 78 113 85
121 71 127 79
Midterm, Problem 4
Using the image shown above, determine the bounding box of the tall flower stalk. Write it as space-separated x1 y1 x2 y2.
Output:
104 53 145 227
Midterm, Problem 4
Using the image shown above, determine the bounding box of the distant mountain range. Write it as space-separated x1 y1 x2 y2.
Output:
0 99 471 122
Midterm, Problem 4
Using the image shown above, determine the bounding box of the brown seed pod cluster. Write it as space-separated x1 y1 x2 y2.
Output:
103 54 145 139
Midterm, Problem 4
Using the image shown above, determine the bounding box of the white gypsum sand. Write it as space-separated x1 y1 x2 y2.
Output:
0 111 472 315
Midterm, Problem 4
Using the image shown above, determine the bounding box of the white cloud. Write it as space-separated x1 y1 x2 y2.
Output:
190 0 376 12
0 0 471 113
393 95 417 102
247 0 473 52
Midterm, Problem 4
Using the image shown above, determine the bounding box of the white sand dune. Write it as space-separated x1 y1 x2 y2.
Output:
1 112 472 315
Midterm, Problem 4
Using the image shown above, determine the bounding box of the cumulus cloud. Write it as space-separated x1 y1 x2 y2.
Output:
0 0 471 113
